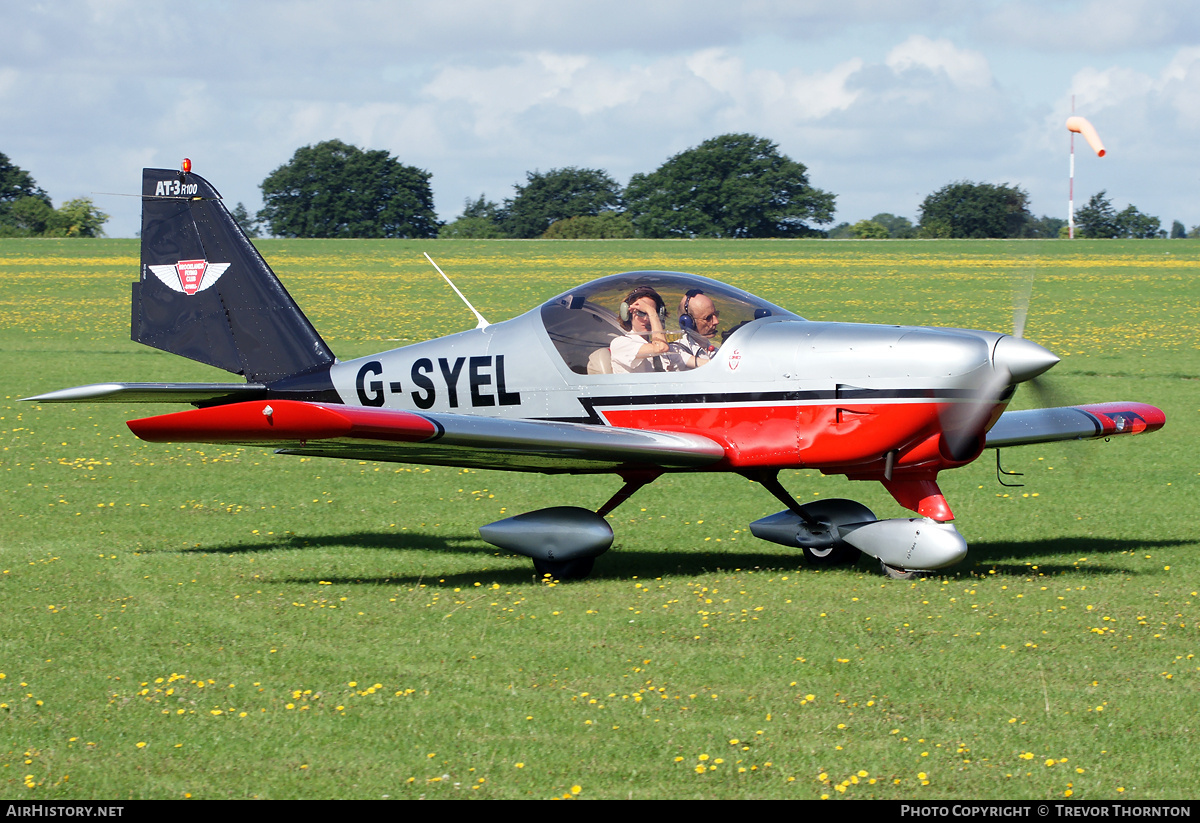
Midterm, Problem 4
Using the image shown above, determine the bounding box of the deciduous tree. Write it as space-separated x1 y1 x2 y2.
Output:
1114 205 1162 239
439 217 507 239
1023 215 1068 239
4 196 54 235
868 213 916 239
439 195 507 238
1075 192 1162 239
259 140 439 238
230 202 261 238
0 153 108 237
1074 191 1120 238
542 212 634 239
850 219 889 239
624 134 835 238
1 153 52 235
918 181 1031 238
45 197 108 237
0 152 48 207
500 168 623 239
462 194 503 223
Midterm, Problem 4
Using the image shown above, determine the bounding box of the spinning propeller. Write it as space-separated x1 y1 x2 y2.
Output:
941 270 1061 461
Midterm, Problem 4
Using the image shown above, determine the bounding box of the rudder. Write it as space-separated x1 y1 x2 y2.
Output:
134 166 335 383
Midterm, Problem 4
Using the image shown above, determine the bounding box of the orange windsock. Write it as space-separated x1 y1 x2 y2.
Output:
1066 116 1106 157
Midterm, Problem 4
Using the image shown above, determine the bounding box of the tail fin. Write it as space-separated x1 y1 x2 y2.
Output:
133 167 335 383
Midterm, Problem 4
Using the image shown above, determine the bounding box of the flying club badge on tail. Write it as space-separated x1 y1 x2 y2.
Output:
147 260 231 295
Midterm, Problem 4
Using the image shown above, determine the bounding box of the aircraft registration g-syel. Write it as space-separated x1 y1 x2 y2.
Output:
24 162 1166 580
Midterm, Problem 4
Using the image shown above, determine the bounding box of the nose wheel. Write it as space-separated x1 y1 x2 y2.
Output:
880 561 921 580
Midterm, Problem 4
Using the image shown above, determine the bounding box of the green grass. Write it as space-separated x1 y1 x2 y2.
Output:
1 238 1197 799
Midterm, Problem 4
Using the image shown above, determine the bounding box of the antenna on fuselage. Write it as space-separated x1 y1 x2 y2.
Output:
424 252 489 330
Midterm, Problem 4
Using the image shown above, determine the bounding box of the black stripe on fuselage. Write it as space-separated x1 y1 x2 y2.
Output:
538 386 992 425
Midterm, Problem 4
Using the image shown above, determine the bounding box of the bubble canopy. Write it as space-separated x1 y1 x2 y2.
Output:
538 271 801 375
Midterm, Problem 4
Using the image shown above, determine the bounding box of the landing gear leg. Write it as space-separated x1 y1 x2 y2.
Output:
596 470 661 517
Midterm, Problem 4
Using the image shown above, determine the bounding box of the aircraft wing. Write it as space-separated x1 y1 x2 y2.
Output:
985 402 1165 448
126 399 726 473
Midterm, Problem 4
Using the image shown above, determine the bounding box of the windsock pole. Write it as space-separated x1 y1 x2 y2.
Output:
1069 102 1076 239
1066 102 1106 240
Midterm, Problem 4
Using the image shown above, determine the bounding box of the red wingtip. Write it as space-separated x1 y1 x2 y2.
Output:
127 400 442 445
1076 402 1165 436
128 400 352 443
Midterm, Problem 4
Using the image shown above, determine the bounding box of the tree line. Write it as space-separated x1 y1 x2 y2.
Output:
251 138 1193 241
831 183 1187 240
249 134 835 240
4 142 1191 241
0 153 109 237
835 182 1069 240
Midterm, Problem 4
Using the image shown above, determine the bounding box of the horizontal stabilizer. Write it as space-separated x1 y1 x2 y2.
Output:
986 402 1165 448
21 382 267 404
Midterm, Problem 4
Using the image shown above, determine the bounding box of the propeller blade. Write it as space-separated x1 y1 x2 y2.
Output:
1024 372 1069 413
941 365 1013 461
941 337 1059 462
1012 267 1035 340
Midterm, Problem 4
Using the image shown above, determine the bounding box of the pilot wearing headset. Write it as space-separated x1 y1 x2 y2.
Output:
610 286 670 373
672 289 720 368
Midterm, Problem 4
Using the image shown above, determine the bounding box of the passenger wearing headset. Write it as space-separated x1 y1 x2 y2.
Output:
672 289 720 369
610 286 670 373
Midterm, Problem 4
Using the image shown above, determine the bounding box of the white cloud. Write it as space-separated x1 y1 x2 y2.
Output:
421 47 864 150
5 1 1199 235
886 36 993 89
684 48 863 121
980 0 1200 53
1061 45 1200 136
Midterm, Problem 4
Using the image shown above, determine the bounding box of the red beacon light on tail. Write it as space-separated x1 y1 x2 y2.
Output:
181 158 192 174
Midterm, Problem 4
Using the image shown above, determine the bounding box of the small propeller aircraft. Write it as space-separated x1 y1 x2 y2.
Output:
25 163 1166 580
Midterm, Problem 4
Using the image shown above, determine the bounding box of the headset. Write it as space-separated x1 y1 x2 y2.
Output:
620 286 667 325
679 289 704 332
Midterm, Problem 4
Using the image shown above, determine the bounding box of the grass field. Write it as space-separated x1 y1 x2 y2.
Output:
1 238 1196 800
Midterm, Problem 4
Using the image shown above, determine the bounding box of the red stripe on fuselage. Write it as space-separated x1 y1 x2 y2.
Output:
597 400 962 469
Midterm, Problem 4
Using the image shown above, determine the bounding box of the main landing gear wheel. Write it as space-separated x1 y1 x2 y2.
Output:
533 556 595 582
880 561 921 580
800 499 875 568
802 541 860 567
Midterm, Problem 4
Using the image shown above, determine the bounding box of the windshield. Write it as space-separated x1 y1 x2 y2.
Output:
539 271 800 375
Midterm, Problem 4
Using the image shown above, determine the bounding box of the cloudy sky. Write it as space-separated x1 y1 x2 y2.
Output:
4 0 1199 237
